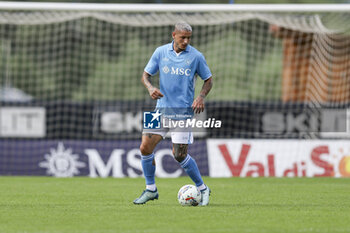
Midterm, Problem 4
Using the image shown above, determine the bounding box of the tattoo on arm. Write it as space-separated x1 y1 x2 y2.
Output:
142 72 153 91
199 77 213 98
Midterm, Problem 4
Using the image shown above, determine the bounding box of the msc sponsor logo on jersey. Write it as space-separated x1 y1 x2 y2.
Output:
162 66 191 76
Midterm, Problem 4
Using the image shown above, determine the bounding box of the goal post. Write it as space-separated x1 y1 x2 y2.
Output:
0 2 349 176
0 2 350 12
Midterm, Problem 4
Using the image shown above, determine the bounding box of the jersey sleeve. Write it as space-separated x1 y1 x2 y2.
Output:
144 48 160 76
196 53 212 80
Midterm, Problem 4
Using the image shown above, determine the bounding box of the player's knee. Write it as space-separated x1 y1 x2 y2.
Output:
173 152 186 163
172 144 188 162
140 144 153 155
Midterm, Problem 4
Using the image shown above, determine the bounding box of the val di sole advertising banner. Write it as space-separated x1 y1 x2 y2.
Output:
0 140 208 177
207 139 350 178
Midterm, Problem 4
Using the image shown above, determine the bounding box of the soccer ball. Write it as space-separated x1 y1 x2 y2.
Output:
177 184 201 206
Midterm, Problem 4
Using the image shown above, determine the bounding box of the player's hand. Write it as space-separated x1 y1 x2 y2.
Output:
192 95 205 114
149 87 164 100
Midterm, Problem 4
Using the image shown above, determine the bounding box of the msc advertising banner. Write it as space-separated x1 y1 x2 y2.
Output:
207 139 350 177
0 140 208 177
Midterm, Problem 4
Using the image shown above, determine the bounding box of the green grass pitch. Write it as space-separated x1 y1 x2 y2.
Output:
0 177 349 233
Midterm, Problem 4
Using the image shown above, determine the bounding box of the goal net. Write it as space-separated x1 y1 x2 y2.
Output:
0 3 349 176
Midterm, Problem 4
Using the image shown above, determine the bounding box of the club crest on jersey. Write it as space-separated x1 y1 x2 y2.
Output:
163 66 170 74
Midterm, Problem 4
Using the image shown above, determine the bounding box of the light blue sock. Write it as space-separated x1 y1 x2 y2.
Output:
141 153 155 186
180 154 204 187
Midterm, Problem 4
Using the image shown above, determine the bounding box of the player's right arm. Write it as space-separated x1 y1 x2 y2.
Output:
141 71 164 100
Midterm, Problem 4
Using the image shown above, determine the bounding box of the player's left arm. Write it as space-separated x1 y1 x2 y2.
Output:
192 77 213 114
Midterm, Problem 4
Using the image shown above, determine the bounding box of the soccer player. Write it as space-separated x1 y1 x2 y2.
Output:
133 22 213 206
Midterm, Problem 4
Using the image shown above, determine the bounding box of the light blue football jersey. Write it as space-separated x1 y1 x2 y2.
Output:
144 42 212 118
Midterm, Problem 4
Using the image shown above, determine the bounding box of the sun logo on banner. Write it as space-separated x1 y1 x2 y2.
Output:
39 142 85 177
337 147 350 177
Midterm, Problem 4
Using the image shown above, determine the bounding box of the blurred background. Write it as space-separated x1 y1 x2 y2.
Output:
0 1 349 178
